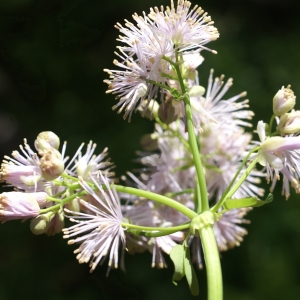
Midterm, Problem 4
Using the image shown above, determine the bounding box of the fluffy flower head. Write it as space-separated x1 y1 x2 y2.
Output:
63 173 126 274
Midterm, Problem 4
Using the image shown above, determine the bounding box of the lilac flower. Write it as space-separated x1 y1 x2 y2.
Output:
192 69 254 130
66 141 114 182
104 19 173 121
63 173 126 274
0 139 43 191
104 1 219 121
148 0 219 52
256 120 300 198
213 208 251 251
203 127 265 201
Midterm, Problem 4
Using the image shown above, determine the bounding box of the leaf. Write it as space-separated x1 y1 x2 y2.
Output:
224 194 273 210
170 245 185 285
184 244 199 296
252 193 273 207
224 197 257 209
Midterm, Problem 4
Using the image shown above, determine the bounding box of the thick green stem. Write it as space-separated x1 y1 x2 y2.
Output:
200 225 223 300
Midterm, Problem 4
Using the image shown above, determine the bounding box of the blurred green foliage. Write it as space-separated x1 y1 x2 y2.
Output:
1 0 300 299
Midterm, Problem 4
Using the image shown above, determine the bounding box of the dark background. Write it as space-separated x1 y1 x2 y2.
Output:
1 0 300 299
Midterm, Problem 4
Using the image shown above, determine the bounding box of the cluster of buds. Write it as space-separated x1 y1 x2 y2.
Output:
0 132 64 227
256 86 300 198
0 130 122 273
272 85 300 135
0 131 113 236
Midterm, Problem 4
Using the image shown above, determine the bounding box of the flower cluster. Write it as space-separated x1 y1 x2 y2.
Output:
1 3 300 297
0 132 113 233
104 0 219 121
254 86 300 199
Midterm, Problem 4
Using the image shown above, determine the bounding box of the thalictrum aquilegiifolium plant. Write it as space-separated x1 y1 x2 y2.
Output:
1 1 299 299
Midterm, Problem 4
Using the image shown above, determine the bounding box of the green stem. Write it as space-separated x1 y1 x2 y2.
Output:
155 117 191 149
183 94 209 211
168 50 209 213
123 222 190 237
148 79 171 91
212 157 259 212
40 190 87 214
200 225 223 300
212 146 260 212
114 185 197 219
269 114 276 135
195 177 202 214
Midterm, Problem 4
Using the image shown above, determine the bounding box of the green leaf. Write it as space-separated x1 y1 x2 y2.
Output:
170 245 185 285
252 193 273 207
224 197 257 209
184 244 199 296
224 194 273 210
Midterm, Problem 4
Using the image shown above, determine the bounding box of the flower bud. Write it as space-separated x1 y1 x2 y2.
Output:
66 198 81 213
140 133 158 151
273 85 296 116
0 192 41 222
139 99 159 120
35 131 60 153
262 136 300 153
0 163 42 187
30 214 51 235
40 148 64 181
189 85 205 98
46 211 64 236
158 100 178 125
277 111 300 135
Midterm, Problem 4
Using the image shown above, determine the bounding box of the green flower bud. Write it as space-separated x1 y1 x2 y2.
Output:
273 85 296 116
40 148 64 181
30 214 51 235
46 211 64 236
66 198 81 213
277 111 300 135
35 131 60 153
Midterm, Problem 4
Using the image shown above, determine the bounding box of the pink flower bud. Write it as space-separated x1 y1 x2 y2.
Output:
0 192 46 222
0 163 41 187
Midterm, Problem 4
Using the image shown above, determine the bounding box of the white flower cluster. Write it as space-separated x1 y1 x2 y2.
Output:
2 1 299 281
104 0 219 121
122 72 264 266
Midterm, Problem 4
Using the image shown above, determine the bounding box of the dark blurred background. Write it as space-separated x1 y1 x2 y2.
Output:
1 0 300 299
